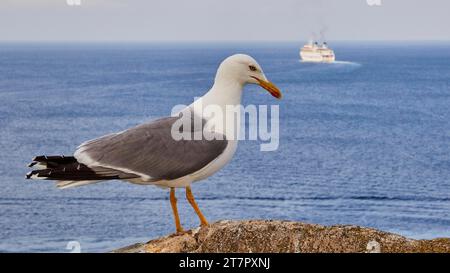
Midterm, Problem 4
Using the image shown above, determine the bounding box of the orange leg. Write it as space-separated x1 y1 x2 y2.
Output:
186 185 209 227
170 187 184 233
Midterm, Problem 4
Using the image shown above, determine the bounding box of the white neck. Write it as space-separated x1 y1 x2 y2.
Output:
188 79 244 139
201 80 243 107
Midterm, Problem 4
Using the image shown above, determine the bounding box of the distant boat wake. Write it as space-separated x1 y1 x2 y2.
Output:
299 60 361 66
331 60 360 66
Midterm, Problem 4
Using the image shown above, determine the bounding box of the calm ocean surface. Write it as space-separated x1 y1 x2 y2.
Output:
0 42 449 252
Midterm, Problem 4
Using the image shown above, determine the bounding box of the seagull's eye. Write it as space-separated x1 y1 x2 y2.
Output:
249 65 257 72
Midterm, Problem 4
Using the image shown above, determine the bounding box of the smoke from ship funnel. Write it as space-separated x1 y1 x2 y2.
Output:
319 26 328 43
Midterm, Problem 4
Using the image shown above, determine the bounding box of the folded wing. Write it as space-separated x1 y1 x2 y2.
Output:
74 115 228 182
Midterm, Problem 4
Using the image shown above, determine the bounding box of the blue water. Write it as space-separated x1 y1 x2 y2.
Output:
0 42 449 252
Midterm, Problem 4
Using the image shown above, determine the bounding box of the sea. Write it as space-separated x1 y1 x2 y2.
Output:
0 42 449 252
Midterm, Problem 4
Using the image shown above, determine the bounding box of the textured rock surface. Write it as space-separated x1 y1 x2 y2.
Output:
114 220 450 253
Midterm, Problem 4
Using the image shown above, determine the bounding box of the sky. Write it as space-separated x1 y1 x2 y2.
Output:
1 0 449 41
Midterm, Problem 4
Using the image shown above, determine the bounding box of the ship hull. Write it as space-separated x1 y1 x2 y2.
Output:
300 51 335 63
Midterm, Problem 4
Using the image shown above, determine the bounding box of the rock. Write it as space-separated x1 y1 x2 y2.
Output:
113 220 450 253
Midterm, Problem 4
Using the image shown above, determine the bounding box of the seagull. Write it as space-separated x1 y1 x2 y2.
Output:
26 54 282 233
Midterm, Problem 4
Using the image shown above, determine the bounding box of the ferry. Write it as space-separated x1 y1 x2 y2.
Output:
300 41 335 62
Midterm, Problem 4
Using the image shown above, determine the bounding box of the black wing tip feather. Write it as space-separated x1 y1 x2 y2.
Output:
27 155 78 168
30 155 76 163
27 161 37 168
26 154 125 181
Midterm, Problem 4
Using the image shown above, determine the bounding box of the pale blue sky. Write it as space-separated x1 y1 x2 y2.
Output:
1 0 449 41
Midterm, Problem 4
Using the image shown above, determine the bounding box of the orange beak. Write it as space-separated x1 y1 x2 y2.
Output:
252 76 282 99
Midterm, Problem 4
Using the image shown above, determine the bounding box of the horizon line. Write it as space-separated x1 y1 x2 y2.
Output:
1 39 450 44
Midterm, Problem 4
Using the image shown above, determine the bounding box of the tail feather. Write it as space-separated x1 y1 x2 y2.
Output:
26 155 138 188
56 180 104 189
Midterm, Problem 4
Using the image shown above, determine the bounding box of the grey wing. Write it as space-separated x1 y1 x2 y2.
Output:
74 116 228 181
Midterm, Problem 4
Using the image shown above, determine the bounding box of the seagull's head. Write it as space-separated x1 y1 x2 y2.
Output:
214 54 282 99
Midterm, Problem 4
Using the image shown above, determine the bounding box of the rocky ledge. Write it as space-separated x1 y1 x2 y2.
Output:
114 220 450 253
